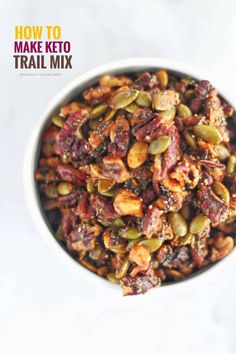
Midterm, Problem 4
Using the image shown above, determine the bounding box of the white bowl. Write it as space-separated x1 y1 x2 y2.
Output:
23 57 236 293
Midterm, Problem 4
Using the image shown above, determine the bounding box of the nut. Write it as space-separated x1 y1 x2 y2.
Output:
113 189 143 217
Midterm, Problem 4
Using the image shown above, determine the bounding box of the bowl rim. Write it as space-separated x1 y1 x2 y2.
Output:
23 57 236 293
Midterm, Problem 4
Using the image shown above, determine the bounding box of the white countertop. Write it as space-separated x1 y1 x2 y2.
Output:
1 0 236 353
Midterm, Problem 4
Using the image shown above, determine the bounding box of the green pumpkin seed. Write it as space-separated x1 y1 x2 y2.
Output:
125 102 139 113
212 181 230 204
177 104 192 118
110 89 139 109
135 91 152 107
148 136 171 155
98 179 115 193
138 238 163 252
185 89 195 101
227 155 236 175
165 269 183 280
127 237 144 250
89 103 108 120
51 115 65 128
152 90 180 111
193 125 222 145
184 131 197 150
88 118 102 130
57 182 73 195
89 246 102 260
168 212 188 237
44 184 58 198
179 232 194 246
106 272 120 284
189 214 210 234
214 145 230 161
112 218 126 228
86 179 95 193
100 189 116 197
116 256 130 279
121 227 141 240
156 70 168 90
158 106 176 121
109 247 127 254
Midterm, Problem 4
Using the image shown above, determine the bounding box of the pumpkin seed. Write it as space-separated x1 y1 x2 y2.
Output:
184 131 197 150
148 136 171 155
214 145 230 161
100 188 116 197
116 256 130 279
193 125 222 144
106 272 120 284
55 225 64 241
158 106 176 121
109 246 127 254
86 179 95 193
112 218 126 228
177 104 192 118
89 245 102 260
227 155 236 175
165 269 183 280
127 237 144 250
179 232 194 246
89 103 108 120
212 181 230 204
88 118 101 130
185 89 195 101
57 182 73 195
125 102 139 113
44 184 58 198
152 90 180 111
135 91 152 107
51 115 65 128
110 89 139 109
98 178 115 193
168 212 188 237
156 70 168 90
138 238 163 252
189 214 210 234
121 227 141 240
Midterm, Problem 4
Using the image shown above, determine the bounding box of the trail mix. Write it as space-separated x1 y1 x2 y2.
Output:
35 70 236 295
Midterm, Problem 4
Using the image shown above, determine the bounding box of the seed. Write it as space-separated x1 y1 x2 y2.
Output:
179 232 194 246
148 136 171 155
89 246 102 260
165 269 183 280
55 225 63 241
158 106 176 121
135 91 152 107
156 70 168 90
112 218 126 228
51 115 65 128
109 247 127 254
44 184 58 198
138 238 163 252
89 103 108 119
121 227 141 240
98 178 115 193
184 131 197 150
106 272 120 284
193 125 222 144
110 89 139 109
90 164 107 179
57 182 73 195
125 102 139 113
185 89 195 101
79 259 97 273
168 212 188 237
152 90 180 111
127 237 144 250
86 179 95 193
88 118 101 130
214 145 230 161
100 189 116 197
177 104 192 118
227 155 236 175
116 256 130 279
127 141 149 168
212 181 230 204
189 214 210 234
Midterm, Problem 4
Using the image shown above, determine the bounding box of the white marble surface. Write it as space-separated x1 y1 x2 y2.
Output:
1 0 236 353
